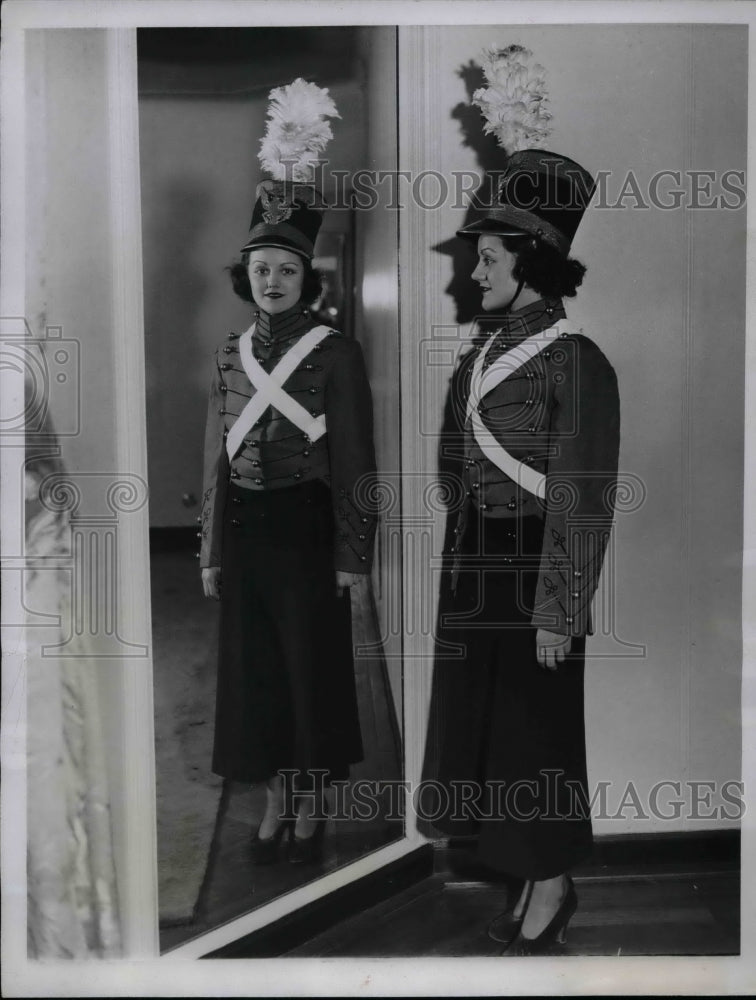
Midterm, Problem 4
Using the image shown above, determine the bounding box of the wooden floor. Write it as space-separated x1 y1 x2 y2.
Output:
285 869 739 957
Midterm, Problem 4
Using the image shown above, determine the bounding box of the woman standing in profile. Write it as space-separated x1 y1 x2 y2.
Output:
199 80 376 865
424 145 621 954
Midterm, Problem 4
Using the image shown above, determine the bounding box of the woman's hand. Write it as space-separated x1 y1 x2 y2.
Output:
336 570 362 596
536 628 572 671
202 566 222 600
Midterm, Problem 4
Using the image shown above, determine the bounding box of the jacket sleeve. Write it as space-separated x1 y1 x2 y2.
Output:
199 350 229 569
532 336 620 637
325 337 377 574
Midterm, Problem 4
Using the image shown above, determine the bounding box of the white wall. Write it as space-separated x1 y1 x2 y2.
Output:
400 24 745 833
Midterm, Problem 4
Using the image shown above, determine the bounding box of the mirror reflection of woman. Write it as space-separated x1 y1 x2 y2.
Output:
424 149 620 954
199 81 376 866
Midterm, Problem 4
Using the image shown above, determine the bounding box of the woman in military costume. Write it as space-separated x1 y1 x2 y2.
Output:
423 149 620 952
200 81 375 864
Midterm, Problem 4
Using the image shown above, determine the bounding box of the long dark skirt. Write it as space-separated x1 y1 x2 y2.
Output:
423 508 593 881
212 479 364 788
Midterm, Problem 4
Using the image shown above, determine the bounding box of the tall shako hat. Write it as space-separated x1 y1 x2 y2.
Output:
455 44 595 256
458 149 596 256
243 180 325 259
241 78 340 260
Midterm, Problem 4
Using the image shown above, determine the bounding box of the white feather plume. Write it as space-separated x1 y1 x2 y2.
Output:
258 78 340 183
472 45 553 153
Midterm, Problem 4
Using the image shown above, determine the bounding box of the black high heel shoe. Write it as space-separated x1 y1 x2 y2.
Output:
503 877 577 956
250 818 292 866
287 818 327 865
488 880 533 947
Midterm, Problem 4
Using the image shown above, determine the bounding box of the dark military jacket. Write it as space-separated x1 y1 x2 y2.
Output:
199 304 376 574
448 297 620 637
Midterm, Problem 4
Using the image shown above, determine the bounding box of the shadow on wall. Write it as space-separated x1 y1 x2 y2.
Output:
431 57 518 506
433 59 513 326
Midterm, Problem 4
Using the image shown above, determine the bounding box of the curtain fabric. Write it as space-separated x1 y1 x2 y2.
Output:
25 445 121 959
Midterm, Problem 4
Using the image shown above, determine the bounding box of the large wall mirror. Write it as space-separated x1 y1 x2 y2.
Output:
16 20 409 966
136 26 404 951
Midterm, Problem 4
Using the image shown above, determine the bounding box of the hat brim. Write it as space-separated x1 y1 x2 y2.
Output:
240 236 313 259
456 218 531 240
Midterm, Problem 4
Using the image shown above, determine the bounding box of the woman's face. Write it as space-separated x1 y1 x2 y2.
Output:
471 235 519 312
247 247 305 314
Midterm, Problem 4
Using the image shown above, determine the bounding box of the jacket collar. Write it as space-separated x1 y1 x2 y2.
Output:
478 297 566 350
254 303 313 344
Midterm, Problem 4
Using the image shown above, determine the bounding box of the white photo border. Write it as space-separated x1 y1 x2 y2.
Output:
2 0 754 996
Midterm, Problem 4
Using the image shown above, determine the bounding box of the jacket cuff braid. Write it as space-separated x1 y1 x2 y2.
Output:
532 520 612 636
333 483 377 574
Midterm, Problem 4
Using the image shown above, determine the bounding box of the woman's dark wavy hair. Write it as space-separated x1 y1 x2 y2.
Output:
228 251 322 306
500 234 586 299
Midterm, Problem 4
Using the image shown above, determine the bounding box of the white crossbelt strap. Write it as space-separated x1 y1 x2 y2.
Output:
466 320 583 500
225 323 332 461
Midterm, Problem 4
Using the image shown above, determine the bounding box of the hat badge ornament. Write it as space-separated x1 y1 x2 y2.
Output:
259 184 294 225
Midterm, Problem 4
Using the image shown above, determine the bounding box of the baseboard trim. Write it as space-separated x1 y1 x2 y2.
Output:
435 828 740 881
202 843 434 958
